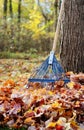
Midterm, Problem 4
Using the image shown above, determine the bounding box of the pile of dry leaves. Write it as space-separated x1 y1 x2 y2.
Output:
0 73 84 130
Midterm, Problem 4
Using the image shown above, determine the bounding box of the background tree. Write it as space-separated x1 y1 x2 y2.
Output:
60 0 84 72
9 0 13 18
37 0 50 23
0 0 55 53
3 0 8 19
54 0 58 29
18 0 21 23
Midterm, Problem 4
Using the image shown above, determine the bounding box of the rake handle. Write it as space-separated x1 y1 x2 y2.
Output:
52 0 65 52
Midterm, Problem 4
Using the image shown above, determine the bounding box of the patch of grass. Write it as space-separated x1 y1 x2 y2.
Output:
0 51 38 59
0 126 26 130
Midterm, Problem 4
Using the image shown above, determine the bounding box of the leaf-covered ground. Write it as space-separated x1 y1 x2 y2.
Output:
0 59 84 130
0 59 42 82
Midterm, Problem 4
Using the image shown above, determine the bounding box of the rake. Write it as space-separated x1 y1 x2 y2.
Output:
28 0 69 83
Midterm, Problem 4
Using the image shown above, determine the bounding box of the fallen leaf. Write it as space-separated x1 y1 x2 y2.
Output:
46 122 57 128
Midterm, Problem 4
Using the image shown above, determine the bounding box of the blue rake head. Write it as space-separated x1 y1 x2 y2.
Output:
28 51 70 83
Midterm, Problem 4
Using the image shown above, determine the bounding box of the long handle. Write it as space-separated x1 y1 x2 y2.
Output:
52 0 65 52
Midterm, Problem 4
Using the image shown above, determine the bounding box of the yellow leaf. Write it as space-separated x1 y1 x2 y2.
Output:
48 91 53 95
47 122 56 128
52 101 60 109
24 117 34 125
67 82 75 89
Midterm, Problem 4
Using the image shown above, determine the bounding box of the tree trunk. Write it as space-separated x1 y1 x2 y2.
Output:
18 0 21 23
3 0 8 19
17 0 22 51
60 0 84 73
54 0 58 29
9 0 13 18
37 0 50 22
9 0 14 51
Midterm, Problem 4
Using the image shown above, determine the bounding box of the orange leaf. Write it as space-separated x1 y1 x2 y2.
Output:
56 125 64 130
3 79 15 87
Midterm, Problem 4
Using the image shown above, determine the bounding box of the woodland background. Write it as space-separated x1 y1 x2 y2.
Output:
0 0 60 59
0 0 83 73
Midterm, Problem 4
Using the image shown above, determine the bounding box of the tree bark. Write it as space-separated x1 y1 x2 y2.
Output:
3 0 8 19
9 0 13 18
18 0 21 23
60 0 84 72
54 0 58 29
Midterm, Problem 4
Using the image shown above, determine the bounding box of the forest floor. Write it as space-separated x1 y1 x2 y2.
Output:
0 59 42 84
0 59 84 130
0 53 59 84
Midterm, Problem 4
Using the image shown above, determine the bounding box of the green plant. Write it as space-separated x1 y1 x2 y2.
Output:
0 126 26 130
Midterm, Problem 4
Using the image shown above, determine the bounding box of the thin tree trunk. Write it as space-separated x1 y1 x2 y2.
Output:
60 0 84 72
54 0 58 29
17 0 22 51
3 0 8 48
9 0 13 18
3 0 8 30
3 0 8 19
18 0 21 23
37 0 49 22
9 0 14 51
